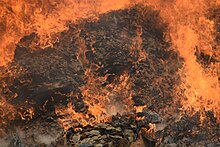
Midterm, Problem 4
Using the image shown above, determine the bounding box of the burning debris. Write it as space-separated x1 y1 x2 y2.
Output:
0 1 219 147
65 110 160 147
1 5 176 123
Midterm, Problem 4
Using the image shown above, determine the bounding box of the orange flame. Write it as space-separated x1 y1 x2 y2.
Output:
146 0 220 121
0 0 219 133
0 0 132 66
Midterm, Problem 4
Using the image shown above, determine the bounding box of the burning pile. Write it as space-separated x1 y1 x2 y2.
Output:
0 1 219 146
65 110 160 146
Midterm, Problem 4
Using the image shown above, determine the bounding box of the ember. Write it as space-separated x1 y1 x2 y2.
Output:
0 0 219 146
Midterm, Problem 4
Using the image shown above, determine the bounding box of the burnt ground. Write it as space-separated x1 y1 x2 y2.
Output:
0 5 219 147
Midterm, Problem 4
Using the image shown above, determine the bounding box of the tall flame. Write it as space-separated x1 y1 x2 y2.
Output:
145 0 220 121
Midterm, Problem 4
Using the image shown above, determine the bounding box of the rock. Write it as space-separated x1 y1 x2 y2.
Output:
80 138 91 145
94 143 103 147
109 135 123 139
91 135 102 141
85 130 100 137
70 134 81 144
106 126 117 131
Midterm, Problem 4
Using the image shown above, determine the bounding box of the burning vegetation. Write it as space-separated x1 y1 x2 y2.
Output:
0 0 219 146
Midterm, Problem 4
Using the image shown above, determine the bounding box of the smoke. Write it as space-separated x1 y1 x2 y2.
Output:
0 139 10 147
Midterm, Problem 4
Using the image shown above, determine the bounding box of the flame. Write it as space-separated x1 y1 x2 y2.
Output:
0 0 219 135
55 63 134 129
130 25 148 62
145 0 220 121
0 65 24 135
0 0 134 132
18 107 35 121
0 0 132 66
55 103 89 130
135 105 146 113
81 69 134 116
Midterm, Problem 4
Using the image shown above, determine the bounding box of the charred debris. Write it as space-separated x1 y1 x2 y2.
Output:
0 5 219 147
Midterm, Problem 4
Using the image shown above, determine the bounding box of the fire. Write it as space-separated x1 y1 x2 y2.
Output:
18 107 35 121
55 63 134 129
144 0 220 121
55 102 89 130
0 65 24 136
0 0 131 66
135 105 146 113
0 0 219 144
0 0 133 133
